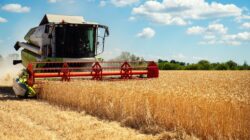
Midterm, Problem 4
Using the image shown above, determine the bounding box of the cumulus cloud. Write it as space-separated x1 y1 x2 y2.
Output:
2 4 30 13
223 32 250 41
48 0 57 3
99 1 107 7
207 23 228 34
187 23 227 35
48 0 75 4
0 17 8 23
172 53 186 60
235 15 250 22
132 0 242 26
186 26 206 35
111 0 139 7
137 27 155 39
242 22 250 29
187 23 250 46
128 16 136 21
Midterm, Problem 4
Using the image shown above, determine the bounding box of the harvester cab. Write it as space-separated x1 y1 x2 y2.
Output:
12 14 159 97
14 14 109 67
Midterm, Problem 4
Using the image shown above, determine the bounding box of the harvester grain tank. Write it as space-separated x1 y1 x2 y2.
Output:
13 14 159 97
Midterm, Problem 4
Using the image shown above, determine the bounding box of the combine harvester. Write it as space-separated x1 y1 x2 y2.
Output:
12 14 159 97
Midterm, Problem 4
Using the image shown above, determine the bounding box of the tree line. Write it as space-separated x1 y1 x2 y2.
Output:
158 59 250 70
110 52 249 70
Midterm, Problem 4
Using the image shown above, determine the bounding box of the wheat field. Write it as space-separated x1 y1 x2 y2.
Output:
0 87 196 140
0 96 162 140
39 71 250 139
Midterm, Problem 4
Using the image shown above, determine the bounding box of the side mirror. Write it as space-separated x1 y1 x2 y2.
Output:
14 41 20 51
13 60 22 65
98 25 109 37
96 25 109 55
105 28 109 36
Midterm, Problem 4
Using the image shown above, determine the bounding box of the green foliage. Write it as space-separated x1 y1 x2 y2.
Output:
185 64 199 70
197 60 211 70
111 52 145 61
226 60 238 70
214 63 229 70
159 62 184 70
158 59 249 70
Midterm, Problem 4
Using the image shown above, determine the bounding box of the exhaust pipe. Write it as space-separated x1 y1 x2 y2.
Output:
13 60 22 65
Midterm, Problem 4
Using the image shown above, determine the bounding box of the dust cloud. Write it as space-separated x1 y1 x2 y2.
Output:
0 58 23 86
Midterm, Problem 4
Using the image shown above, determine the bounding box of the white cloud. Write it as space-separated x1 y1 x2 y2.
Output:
203 35 216 40
187 23 227 35
128 16 136 21
99 1 107 7
225 41 241 46
207 23 228 34
235 15 250 22
186 26 205 35
192 56 206 60
223 32 250 41
143 13 188 26
48 0 57 3
242 22 250 29
0 17 8 23
48 0 75 4
237 32 250 40
111 0 139 7
137 27 155 39
188 23 250 46
2 4 30 13
172 53 185 60
132 0 243 26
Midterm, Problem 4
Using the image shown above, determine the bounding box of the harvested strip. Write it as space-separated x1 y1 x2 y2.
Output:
0 100 157 140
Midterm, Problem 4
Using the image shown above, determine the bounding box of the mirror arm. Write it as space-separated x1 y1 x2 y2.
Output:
96 24 109 55
102 37 105 54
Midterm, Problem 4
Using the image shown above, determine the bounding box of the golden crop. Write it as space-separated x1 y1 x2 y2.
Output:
0 100 160 140
40 71 250 139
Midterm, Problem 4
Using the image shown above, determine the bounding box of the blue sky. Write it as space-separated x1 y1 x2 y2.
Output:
0 0 250 63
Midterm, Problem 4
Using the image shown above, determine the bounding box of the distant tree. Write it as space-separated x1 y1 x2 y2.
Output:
158 59 165 63
178 62 186 66
154 57 249 71
160 62 184 70
226 60 237 70
169 60 186 66
238 61 249 70
215 63 229 70
211 63 219 70
117 52 131 61
243 61 248 67
112 52 145 61
243 61 248 70
158 62 165 70
197 60 211 70
185 64 199 70
170 60 176 64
